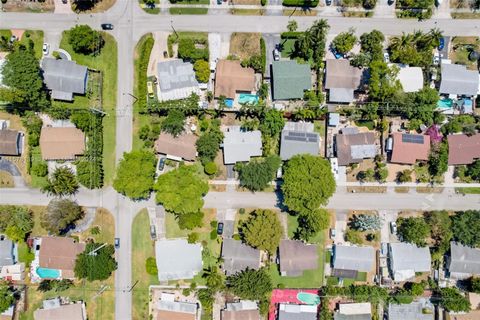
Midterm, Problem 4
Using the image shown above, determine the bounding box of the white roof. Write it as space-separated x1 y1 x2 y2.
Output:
398 66 424 93
389 242 431 281
223 130 262 164
155 239 202 281
333 245 375 272
338 303 372 315
226 300 258 311
157 300 197 314
157 60 200 101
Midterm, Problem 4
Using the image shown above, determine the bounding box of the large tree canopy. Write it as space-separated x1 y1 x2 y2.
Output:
438 288 471 312
295 208 330 241
42 167 79 197
74 243 117 281
1 46 49 110
113 150 157 200
331 29 357 55
241 210 283 254
281 154 336 213
155 165 208 215
227 268 272 301
0 206 34 243
68 25 105 55
238 155 281 192
0 282 14 313
452 210 480 247
42 199 84 235
397 217 430 247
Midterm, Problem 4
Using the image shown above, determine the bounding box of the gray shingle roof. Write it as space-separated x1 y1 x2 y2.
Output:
280 123 320 161
222 130 262 164
279 240 318 276
439 63 479 96
155 239 202 281
389 242 431 281
335 132 377 166
221 239 261 275
278 304 318 320
329 88 355 103
157 300 197 314
41 58 88 101
0 236 14 267
333 245 375 272
449 242 480 277
388 300 434 320
157 60 200 101
272 60 311 100
334 314 371 320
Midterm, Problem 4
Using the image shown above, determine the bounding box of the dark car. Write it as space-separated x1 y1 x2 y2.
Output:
114 238 120 249
158 157 166 172
438 37 445 50
325 0 332 5
101 24 114 30
217 222 224 235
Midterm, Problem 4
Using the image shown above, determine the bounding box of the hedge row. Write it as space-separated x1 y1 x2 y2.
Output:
260 37 266 76
136 35 155 114
282 0 319 7
280 31 303 39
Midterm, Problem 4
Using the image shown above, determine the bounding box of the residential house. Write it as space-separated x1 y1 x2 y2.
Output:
334 302 372 320
271 60 311 100
335 129 377 166
221 239 261 276
0 130 22 156
41 58 88 101
39 127 85 161
387 299 434 320
279 240 318 277
448 242 480 280
156 299 198 320
155 239 202 281
214 60 255 99
388 242 431 282
447 134 480 165
222 127 262 164
33 299 87 320
0 235 24 281
333 245 375 275
390 132 431 165
280 122 320 161
325 59 364 104
156 60 201 102
35 237 86 280
278 303 318 320
154 132 198 161
397 66 424 93
439 63 479 98
222 300 261 320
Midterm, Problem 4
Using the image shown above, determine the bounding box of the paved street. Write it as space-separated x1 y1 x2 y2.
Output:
1 2 480 319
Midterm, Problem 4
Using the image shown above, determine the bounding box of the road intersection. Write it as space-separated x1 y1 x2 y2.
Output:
1 2 480 319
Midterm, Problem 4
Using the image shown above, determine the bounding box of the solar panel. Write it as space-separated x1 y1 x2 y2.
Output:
288 132 305 138
402 134 424 144
306 133 318 138
285 136 307 142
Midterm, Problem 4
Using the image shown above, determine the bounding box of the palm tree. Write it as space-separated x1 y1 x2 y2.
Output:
422 28 443 49
389 32 414 53
42 167 79 197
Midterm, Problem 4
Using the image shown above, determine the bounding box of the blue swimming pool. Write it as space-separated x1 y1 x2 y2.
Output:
238 93 259 105
437 98 453 110
225 99 234 108
36 267 60 279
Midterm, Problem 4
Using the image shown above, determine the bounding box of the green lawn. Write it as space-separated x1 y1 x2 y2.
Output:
29 147 48 189
132 210 159 320
314 119 326 138
170 7 208 14
20 30 44 60
355 120 375 130
280 39 296 58
17 242 35 267
171 0 210 4
59 31 118 185
287 214 299 239
268 241 325 288
456 187 480 194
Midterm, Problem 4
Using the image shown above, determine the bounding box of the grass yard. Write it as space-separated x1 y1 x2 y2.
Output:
283 9 317 16
355 120 375 130
280 39 296 58
132 34 154 151
132 210 159 320
231 9 266 15
73 208 115 245
450 36 479 71
347 186 387 193
451 12 480 19
268 236 325 288
20 30 44 60
170 0 210 4
455 187 480 194
29 147 48 189
0 171 14 188
342 11 373 17
394 187 410 193
170 7 208 14
17 241 35 267
59 31 117 185
229 33 262 60
416 187 444 193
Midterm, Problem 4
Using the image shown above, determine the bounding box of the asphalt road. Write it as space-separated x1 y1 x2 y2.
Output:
1 2 480 319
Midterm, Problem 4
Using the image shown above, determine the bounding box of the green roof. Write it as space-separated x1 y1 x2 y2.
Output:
272 60 311 100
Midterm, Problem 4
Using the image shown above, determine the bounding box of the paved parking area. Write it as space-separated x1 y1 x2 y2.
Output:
54 0 73 14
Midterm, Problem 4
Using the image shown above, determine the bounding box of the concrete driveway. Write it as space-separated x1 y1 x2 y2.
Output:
334 210 348 244
379 210 398 243
263 33 280 79
0 159 25 188
54 0 73 14
43 30 62 57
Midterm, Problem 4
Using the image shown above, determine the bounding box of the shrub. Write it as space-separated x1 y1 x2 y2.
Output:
193 60 210 83
187 232 199 243
136 35 154 113
204 162 217 175
31 162 48 177
68 25 104 55
210 229 217 240
283 0 319 6
239 208 246 215
145 257 158 275
345 229 363 244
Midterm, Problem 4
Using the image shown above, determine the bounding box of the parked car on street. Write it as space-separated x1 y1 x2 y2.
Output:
438 37 445 50
330 228 336 239
390 221 397 234
217 222 224 235
101 23 114 30
114 238 120 249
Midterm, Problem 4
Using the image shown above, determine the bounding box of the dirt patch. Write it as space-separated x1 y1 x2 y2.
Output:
231 0 261 4
0 171 14 188
229 32 261 60
394 187 410 193
386 163 415 182
209 184 227 192
347 186 387 193
416 187 444 193
346 159 376 182
1 0 54 12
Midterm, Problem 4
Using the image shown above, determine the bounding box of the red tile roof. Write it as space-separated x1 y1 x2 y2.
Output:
447 134 480 165
390 132 430 164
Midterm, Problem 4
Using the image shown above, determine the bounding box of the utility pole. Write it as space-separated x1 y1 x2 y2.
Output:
88 243 108 256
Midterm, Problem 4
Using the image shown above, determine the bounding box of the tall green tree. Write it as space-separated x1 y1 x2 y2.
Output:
0 282 14 313
74 243 117 281
42 167 79 197
155 165 208 215
193 60 210 83
428 142 448 179
42 199 84 235
331 29 357 55
161 109 186 137
227 268 273 300
437 287 471 312
1 45 49 110
68 25 104 55
425 210 452 258
397 217 430 246
238 155 281 192
113 150 157 200
368 61 401 101
241 210 283 254
282 154 336 213
452 210 480 247
0 206 34 242
295 19 330 68
259 110 285 137
360 30 385 61
296 208 330 241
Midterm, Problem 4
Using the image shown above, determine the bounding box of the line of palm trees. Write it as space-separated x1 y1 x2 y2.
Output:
389 28 443 53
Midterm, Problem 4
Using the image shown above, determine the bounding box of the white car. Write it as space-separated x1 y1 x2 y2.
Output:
433 53 440 65
383 52 390 63
42 43 50 56
273 48 280 61
390 221 397 234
